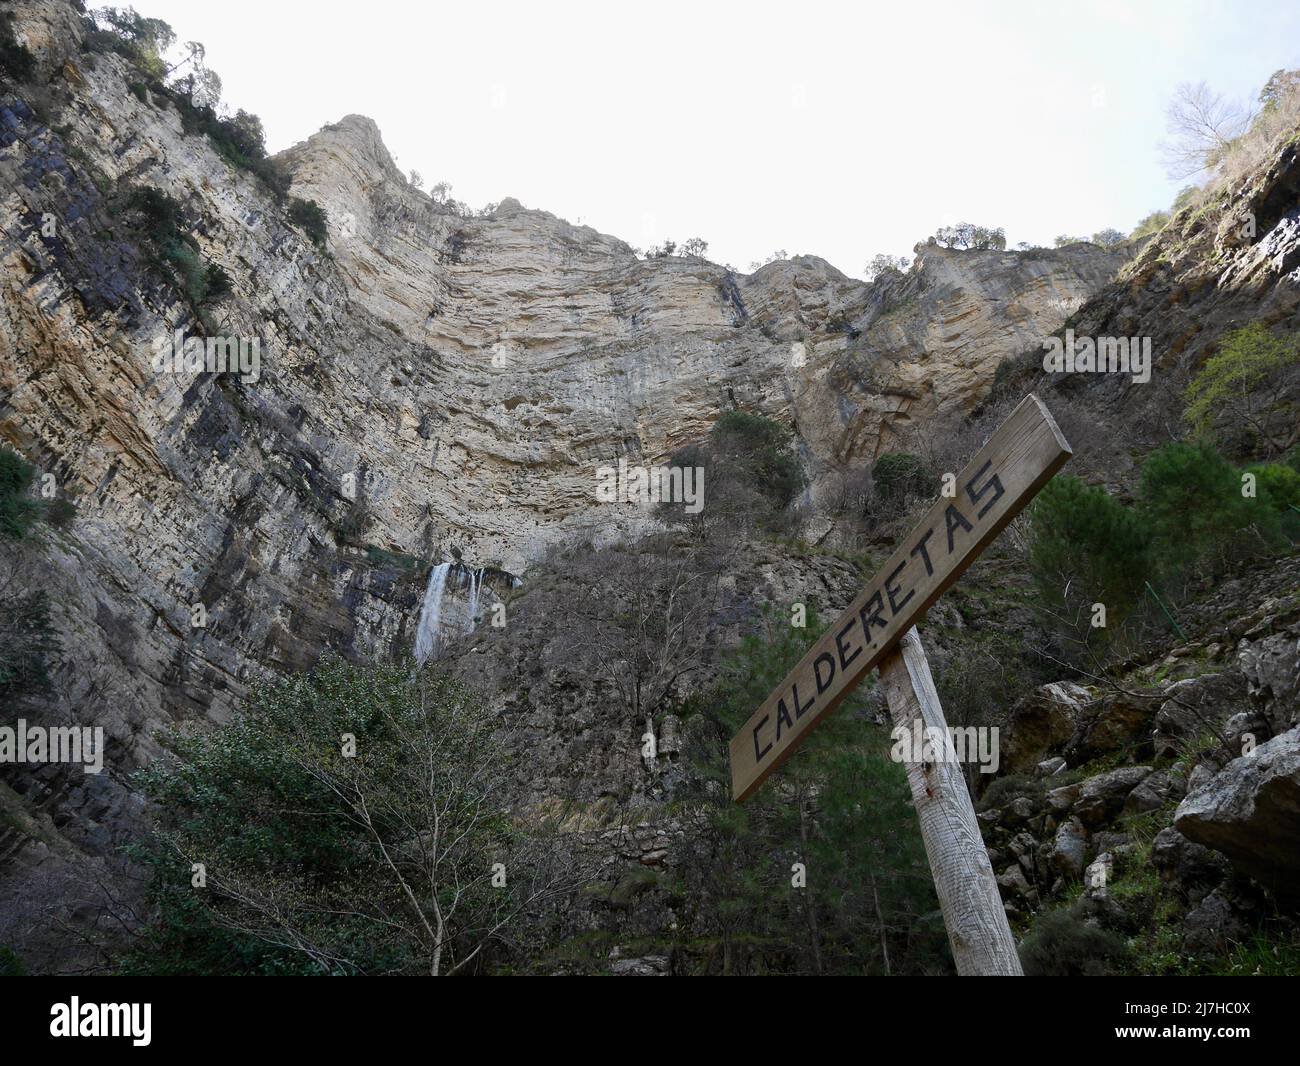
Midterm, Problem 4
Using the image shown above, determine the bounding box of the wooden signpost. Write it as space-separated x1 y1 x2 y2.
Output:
728 393 1072 976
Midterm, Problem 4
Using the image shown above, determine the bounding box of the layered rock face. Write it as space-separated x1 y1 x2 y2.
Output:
0 0 1125 739
0 0 1128 966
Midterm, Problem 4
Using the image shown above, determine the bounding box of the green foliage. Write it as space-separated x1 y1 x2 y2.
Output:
0 447 42 540
0 11 36 83
1184 323 1300 457
1020 906 1133 976
364 545 422 570
1221 928 1300 976
288 197 329 249
126 655 566 975
0 945 26 976
1090 227 1126 248
82 7 174 79
0 589 60 701
665 410 804 532
1139 440 1270 582
871 452 931 504
1257 68 1300 115
128 187 229 321
166 94 287 199
933 222 1006 250
1029 474 1152 629
1130 210 1170 240
975 773 1044 812
0 446 76 543
1247 462 1300 539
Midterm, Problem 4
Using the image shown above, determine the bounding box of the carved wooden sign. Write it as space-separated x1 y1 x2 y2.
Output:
729 393 1072 802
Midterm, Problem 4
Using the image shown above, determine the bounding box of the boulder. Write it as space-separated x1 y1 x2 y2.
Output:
1084 852 1113 898
1045 781 1082 813
1174 729 1300 897
1050 816 1088 879
1123 769 1180 815
1003 682 1089 773
1067 691 1158 764
1153 672 1251 760
1074 767 1153 827
1150 826 1228 901
1238 626 1300 734
609 955 670 976
1036 756 1067 778
1182 890 1247 955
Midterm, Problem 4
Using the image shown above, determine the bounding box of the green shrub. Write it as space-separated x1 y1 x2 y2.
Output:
0 447 42 539
43 497 76 528
1184 323 1300 458
976 773 1044 812
288 198 329 249
664 410 805 532
1248 462 1300 541
164 91 288 199
129 187 229 318
82 7 174 80
675 608 945 975
1020 907 1133 976
0 945 26 976
871 452 931 503
1029 474 1151 630
1139 440 1271 582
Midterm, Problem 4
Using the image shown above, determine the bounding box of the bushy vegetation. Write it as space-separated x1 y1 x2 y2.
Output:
975 773 1044 813
666 410 804 535
0 589 60 702
1029 473 1152 645
1184 323 1299 459
288 197 329 249
128 186 230 324
1139 440 1269 583
932 222 1005 251
0 446 75 539
1029 435 1298 657
123 655 583 975
0 446 44 540
1020 906 1133 976
81 9 293 202
871 452 931 504
0 448 66 702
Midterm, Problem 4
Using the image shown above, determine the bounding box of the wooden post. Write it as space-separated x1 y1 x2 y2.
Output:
879 626 1023 976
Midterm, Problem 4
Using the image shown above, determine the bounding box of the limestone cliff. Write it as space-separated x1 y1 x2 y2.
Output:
0 0 1142 970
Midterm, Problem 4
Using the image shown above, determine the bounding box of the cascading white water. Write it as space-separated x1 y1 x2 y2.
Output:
413 562 452 664
466 567 483 629
413 563 488 665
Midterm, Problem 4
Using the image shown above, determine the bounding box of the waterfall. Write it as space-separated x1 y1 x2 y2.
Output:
413 562 487 665
413 562 452 665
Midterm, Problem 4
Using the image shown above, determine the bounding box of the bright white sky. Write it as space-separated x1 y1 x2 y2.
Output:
132 0 1299 277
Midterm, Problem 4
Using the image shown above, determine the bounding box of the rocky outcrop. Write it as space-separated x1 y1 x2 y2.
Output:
1175 729 1300 896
